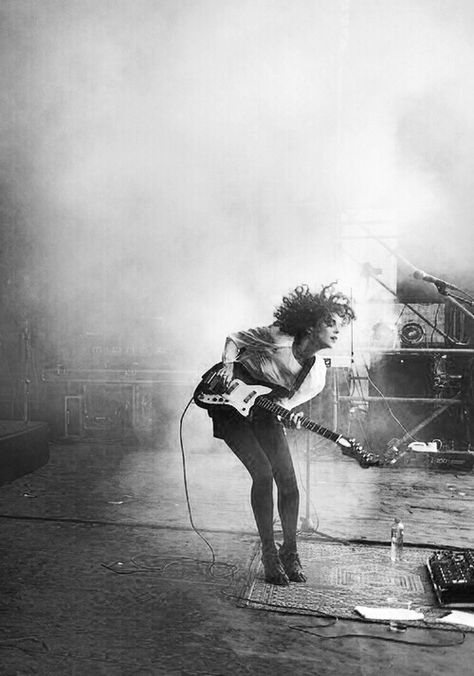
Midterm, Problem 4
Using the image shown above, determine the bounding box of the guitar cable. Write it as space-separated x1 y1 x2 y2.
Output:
179 398 216 563
178 397 237 580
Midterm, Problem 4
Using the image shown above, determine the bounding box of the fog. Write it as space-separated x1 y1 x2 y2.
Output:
1 0 474 373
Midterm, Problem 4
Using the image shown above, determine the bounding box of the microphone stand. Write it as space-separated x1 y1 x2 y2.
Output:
430 281 474 324
346 250 459 346
355 227 467 344
359 223 474 320
346 228 473 449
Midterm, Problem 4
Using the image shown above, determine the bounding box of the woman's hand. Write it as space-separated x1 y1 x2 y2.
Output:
288 410 304 429
216 362 234 388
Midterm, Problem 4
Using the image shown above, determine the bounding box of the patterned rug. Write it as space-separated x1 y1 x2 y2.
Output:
239 539 474 632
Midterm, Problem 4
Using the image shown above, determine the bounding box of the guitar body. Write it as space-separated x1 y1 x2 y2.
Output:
194 363 381 468
195 379 273 417
194 362 289 414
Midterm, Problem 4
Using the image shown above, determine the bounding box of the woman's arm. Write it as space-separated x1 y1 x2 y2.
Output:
222 337 240 364
217 337 240 386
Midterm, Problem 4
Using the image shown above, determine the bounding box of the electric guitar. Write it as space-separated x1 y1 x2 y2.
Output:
194 364 381 468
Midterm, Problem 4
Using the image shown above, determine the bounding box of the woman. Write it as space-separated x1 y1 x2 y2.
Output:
209 284 355 585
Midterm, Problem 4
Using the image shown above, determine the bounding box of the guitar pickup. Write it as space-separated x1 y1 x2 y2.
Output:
243 389 258 404
226 380 257 404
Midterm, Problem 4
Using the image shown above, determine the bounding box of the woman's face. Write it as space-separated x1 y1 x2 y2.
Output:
308 314 344 352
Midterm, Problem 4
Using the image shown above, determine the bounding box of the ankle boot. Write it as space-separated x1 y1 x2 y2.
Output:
261 549 290 586
279 545 306 583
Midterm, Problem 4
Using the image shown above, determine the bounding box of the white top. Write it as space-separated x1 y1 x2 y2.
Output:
277 355 327 410
224 325 327 410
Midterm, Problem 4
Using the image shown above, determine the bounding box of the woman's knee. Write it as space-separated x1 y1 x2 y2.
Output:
252 468 274 491
277 476 299 501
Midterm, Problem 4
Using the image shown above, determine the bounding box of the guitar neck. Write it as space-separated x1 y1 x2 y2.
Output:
256 397 342 445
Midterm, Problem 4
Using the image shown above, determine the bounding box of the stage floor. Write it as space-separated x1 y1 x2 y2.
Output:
0 432 473 674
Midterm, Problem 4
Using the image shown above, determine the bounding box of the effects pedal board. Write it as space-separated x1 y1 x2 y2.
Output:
427 550 474 608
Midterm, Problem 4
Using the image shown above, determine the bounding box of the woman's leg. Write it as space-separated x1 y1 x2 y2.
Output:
219 412 289 585
252 414 299 547
252 413 306 582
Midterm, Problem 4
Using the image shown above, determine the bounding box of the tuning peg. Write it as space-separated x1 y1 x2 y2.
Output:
359 450 381 468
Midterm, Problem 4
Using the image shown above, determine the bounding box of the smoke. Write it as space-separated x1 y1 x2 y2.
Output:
1 0 474 374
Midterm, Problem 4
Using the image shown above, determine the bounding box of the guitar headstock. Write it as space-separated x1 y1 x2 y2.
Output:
342 439 381 468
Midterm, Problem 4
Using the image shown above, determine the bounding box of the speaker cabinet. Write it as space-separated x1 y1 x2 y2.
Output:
366 353 466 448
369 353 433 397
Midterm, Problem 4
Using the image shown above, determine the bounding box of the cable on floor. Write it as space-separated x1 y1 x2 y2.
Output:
221 591 466 647
288 622 466 647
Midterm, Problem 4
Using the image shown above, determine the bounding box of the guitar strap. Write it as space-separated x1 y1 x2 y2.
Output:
287 356 315 400
212 355 315 401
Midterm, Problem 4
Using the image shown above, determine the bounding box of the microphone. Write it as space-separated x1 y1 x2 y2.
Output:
413 269 457 290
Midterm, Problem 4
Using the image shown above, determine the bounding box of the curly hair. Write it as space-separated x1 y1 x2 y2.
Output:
273 283 355 338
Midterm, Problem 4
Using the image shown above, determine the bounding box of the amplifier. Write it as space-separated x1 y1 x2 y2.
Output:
427 451 474 472
427 550 474 608
399 449 474 472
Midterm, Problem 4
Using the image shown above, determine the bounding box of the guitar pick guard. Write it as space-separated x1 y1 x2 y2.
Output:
196 379 273 417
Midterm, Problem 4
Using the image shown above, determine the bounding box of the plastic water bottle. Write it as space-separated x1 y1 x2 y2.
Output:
390 518 404 562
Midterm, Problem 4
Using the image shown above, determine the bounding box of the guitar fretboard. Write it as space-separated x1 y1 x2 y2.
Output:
256 397 341 445
194 370 380 467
